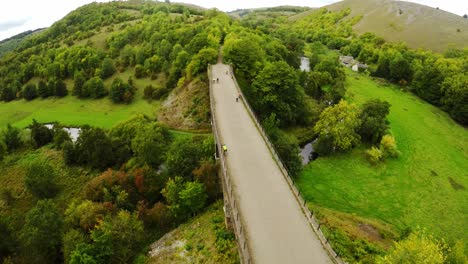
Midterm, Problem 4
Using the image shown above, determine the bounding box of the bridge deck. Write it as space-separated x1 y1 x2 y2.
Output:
211 63 331 264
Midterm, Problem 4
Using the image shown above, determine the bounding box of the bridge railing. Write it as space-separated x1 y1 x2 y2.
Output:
228 65 345 264
208 65 252 264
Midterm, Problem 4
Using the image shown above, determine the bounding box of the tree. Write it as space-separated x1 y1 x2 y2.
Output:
20 200 63 263
110 77 134 104
1 86 16 102
223 35 265 80
53 125 72 149
131 123 172 168
251 61 307 126
186 47 218 79
412 61 444 105
441 73 468 125
166 136 212 179
0 218 15 261
63 229 88 263
101 58 116 79
65 200 106 231
376 229 446 264
3 124 22 152
90 211 144 263
0 140 6 161
134 64 146 79
193 160 220 202
389 53 412 82
29 119 53 147
37 80 50 98
75 126 115 169
84 76 107 99
24 160 59 198
162 177 207 220
358 99 391 144
314 100 361 154
55 79 68 97
22 83 38 100
73 71 86 97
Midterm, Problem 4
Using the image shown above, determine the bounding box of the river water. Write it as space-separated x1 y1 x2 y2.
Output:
45 124 81 142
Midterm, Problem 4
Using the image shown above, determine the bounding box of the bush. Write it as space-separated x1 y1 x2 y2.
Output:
29 119 53 148
376 229 446 264
143 85 154 100
142 202 172 229
53 126 72 149
24 160 59 198
22 83 38 100
3 124 22 152
110 77 134 104
20 200 63 263
380 134 398 158
0 141 6 161
365 147 383 165
134 64 146 78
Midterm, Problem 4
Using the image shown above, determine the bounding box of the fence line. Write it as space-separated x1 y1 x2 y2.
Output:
208 65 252 264
228 65 345 264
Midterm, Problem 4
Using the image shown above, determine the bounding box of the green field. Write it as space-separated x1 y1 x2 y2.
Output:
0 68 161 129
0 95 159 129
297 70 468 244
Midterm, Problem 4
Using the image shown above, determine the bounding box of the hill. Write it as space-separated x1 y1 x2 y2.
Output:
228 6 311 19
0 28 44 58
293 0 468 52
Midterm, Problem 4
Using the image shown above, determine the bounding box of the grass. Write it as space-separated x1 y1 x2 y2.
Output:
297 70 468 246
147 200 239 264
0 68 160 129
0 147 97 236
299 0 468 52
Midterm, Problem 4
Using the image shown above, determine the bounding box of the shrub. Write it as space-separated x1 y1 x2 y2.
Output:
29 119 53 148
0 141 6 161
142 202 172 229
365 147 383 165
376 229 446 264
65 200 106 231
143 85 154 100
24 160 59 198
3 124 22 152
22 83 38 100
53 126 72 149
110 77 134 104
134 64 146 78
20 200 63 263
380 135 398 158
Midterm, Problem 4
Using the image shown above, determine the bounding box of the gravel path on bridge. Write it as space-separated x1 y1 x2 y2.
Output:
211 63 332 264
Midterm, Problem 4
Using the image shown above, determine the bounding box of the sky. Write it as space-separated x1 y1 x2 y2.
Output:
0 0 467 41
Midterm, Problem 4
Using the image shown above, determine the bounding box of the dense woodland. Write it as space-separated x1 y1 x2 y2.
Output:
0 1 466 263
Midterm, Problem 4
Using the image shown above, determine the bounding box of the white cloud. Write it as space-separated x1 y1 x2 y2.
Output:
0 0 467 41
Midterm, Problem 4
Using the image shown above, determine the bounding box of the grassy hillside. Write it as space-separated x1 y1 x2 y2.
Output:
294 0 468 52
0 28 44 58
297 69 468 246
147 200 239 264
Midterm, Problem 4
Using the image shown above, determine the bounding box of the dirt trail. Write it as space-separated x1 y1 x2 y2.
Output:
211 63 332 264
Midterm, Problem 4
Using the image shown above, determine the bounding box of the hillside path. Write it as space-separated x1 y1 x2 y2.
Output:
211 62 331 263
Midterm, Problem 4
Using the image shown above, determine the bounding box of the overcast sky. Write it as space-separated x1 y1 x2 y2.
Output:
0 0 467 41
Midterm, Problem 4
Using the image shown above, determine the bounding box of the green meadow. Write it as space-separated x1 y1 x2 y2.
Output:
297 70 468 244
